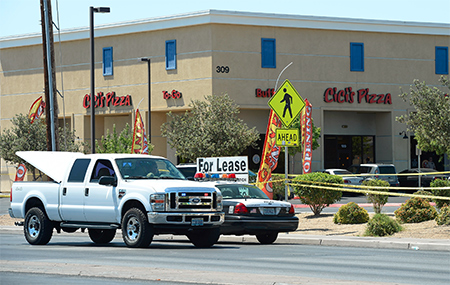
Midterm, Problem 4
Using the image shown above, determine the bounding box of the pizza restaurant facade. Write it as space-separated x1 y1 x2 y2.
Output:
1 10 449 190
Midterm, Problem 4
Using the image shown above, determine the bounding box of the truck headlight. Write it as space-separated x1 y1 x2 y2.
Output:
217 193 223 211
150 193 166 211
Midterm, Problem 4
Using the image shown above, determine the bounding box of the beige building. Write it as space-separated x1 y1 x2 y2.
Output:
1 10 449 190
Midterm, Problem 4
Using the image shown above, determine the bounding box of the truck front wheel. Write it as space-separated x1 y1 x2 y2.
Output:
187 228 220 248
121 208 153 248
24 207 53 245
88 229 116 244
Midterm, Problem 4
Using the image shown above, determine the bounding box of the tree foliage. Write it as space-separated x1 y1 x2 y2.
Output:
0 114 85 179
161 94 260 162
95 123 153 154
397 77 450 155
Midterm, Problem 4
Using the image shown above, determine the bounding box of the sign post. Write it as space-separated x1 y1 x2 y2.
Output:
268 79 305 201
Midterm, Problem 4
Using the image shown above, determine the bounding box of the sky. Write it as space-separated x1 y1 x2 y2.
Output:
0 0 449 38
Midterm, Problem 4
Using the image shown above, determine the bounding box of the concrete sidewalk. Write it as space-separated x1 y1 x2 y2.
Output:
2 225 449 252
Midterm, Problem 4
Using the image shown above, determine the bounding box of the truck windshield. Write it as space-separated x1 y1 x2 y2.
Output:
115 158 186 180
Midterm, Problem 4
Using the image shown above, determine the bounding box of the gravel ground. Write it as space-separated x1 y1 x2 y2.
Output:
2 213 449 239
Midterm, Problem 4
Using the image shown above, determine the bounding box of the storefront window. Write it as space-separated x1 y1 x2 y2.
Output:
324 135 374 169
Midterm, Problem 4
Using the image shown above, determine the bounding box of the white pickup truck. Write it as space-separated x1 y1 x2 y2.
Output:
9 151 224 248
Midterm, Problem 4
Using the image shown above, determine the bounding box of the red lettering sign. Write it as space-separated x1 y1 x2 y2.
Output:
255 88 275 97
83 91 132 108
163 90 182 99
324 87 392 105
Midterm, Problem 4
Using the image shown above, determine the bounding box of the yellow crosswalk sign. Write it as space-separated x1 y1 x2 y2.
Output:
268 79 305 128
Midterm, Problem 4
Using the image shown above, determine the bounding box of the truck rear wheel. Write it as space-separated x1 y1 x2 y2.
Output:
256 232 278 244
121 208 153 248
24 207 53 245
88 229 116 244
187 228 220 248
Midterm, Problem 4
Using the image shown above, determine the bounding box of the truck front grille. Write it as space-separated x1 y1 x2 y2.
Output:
168 191 217 211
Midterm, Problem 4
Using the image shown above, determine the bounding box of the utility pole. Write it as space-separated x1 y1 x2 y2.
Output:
40 0 59 151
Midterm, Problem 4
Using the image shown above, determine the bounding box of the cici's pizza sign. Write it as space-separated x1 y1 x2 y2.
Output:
324 87 392 105
83 91 132 108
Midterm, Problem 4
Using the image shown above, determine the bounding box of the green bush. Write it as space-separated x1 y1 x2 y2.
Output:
430 179 450 210
413 189 433 203
272 174 287 200
435 205 450 226
394 197 437 223
363 179 390 214
333 202 369 224
364 214 402 237
293 172 343 216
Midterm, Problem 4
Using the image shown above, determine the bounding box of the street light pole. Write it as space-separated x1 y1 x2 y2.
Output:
90 6 110 154
140 57 151 143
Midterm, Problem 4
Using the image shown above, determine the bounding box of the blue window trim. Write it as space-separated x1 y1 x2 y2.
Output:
165 40 177 70
261 38 276 68
435 46 449 75
350 42 364 72
102 47 113 76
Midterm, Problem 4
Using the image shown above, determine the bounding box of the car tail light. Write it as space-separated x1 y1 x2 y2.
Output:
289 204 295 214
234 203 248 214
343 179 350 184
10 187 12 202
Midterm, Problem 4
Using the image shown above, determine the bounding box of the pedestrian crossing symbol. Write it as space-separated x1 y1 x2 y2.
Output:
268 79 305 128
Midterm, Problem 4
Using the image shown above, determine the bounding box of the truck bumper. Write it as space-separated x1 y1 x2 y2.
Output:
147 211 224 226
8 208 17 219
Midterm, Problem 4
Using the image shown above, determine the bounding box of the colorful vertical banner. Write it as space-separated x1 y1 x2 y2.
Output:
301 99 313 173
15 164 27 181
131 109 149 154
257 109 282 199
28 96 45 124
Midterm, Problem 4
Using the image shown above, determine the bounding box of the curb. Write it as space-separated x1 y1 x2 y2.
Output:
1 226 449 252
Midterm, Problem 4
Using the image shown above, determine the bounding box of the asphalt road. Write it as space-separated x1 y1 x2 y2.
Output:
1 231 449 284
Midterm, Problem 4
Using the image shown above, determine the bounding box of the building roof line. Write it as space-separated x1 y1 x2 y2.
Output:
1 9 449 49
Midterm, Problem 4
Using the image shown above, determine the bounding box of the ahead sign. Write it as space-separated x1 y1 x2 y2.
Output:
275 129 299 146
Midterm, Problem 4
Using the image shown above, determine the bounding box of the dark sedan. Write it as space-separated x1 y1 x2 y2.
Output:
205 182 299 244
398 168 449 188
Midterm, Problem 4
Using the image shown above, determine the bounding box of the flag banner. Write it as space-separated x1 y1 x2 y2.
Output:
131 109 149 154
301 99 313 173
15 164 27 181
257 109 282 199
28 96 45 124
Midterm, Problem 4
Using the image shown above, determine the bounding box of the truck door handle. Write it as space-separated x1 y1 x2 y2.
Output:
85 188 89 196
62 187 67 196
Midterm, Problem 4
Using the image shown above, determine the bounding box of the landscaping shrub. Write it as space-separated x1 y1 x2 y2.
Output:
364 213 402 237
430 179 450 210
272 174 287 200
394 197 437 223
293 172 343 216
363 179 390 214
333 202 369 224
435 205 450 226
413 189 433 203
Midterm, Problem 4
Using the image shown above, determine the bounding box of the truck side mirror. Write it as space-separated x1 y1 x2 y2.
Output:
99 176 117 187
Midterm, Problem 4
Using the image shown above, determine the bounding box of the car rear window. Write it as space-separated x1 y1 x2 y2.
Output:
359 166 371 173
379 166 396 174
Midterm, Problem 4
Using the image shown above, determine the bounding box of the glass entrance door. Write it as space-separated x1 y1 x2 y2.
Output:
324 135 375 169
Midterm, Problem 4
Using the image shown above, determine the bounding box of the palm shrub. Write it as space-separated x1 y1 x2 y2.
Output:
333 202 369 224
430 179 450 210
293 172 343 216
363 179 389 214
365 214 402 237
394 197 437 223
435 205 450 226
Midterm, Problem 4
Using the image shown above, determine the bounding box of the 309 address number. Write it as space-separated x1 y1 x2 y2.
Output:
216 66 230 73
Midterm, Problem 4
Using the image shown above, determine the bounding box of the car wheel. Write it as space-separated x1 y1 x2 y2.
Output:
187 228 220 248
256 232 278 244
121 208 153 248
24 207 53 245
88 229 116 244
